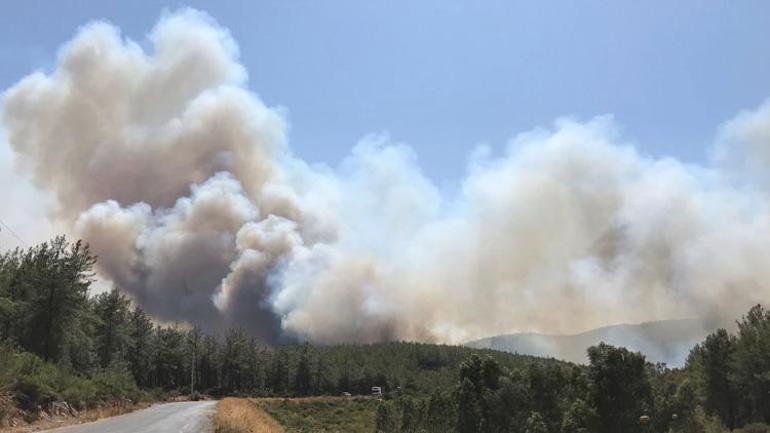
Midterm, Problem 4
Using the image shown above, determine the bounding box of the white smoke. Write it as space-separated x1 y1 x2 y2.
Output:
0 130 59 248
3 9 770 344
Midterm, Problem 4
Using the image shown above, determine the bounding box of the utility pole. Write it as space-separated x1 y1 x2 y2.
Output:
183 279 198 399
0 220 28 247
189 325 199 398
190 342 195 397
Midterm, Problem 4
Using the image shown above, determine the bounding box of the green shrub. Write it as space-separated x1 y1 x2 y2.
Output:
92 365 142 402
0 341 18 391
58 375 97 409
2 347 144 411
14 352 59 409
737 423 770 433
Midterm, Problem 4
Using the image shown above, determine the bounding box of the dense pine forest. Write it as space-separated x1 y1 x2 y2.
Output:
3 237 770 432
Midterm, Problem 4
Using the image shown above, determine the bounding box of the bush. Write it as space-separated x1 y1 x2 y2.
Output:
92 365 141 402
14 352 59 409
737 423 770 433
679 407 730 433
0 341 18 391
2 347 144 412
58 375 97 409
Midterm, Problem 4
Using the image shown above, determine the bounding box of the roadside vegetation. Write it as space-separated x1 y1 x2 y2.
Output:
4 237 770 432
0 343 141 422
257 397 377 433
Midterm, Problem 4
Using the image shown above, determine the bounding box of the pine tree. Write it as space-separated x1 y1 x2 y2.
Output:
127 306 155 387
699 329 737 428
93 287 131 368
23 237 95 362
587 343 652 433
294 343 312 396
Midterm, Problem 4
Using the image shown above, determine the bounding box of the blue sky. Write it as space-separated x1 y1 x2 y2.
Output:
2 0 770 183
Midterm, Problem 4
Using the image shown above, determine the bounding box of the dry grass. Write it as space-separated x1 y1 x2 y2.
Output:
215 398 284 433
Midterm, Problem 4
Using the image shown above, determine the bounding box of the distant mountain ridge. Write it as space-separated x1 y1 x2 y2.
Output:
466 317 734 367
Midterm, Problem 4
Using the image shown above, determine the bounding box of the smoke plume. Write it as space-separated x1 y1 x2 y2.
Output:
3 9 770 344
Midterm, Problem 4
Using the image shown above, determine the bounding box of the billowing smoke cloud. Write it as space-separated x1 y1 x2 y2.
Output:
3 9 770 345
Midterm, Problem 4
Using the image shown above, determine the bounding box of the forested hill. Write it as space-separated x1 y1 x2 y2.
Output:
467 317 734 367
307 342 573 395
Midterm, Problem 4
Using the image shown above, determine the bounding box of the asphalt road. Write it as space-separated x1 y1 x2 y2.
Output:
43 401 217 433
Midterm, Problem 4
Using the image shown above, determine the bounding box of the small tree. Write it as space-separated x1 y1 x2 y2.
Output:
698 329 737 428
425 389 456 433
375 400 399 433
400 397 422 433
525 412 548 433
456 376 481 433
93 287 131 368
588 343 652 433
294 343 312 396
561 398 599 433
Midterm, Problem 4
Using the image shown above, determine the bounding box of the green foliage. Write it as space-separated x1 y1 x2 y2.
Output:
524 412 548 433
367 353 590 433
694 328 738 428
13 351 59 408
375 400 399 433
735 423 770 433
92 363 141 401
561 398 598 433
424 390 455 433
588 343 652 433
93 287 131 368
294 343 312 396
257 397 378 433
0 237 95 363
0 346 141 412
733 305 770 425
0 340 18 391
680 305 770 430
127 306 155 388
399 396 424 433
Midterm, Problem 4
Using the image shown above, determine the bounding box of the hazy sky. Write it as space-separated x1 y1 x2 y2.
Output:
2 0 769 184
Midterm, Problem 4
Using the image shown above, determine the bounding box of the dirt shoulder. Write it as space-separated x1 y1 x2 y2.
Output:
0 398 150 433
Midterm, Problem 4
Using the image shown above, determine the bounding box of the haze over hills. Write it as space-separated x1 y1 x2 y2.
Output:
466 317 736 367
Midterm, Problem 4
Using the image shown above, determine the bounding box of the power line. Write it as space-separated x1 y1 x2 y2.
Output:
0 218 28 246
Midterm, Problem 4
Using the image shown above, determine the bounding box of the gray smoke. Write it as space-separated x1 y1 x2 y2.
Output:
3 9 770 345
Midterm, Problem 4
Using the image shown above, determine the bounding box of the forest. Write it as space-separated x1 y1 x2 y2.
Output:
2 236 770 433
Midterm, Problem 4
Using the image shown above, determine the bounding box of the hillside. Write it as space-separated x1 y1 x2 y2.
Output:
466 317 735 366
310 341 575 395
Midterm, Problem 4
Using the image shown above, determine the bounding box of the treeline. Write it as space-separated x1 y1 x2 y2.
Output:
373 306 770 433
0 237 560 412
373 344 698 433
686 304 770 430
5 237 770 433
